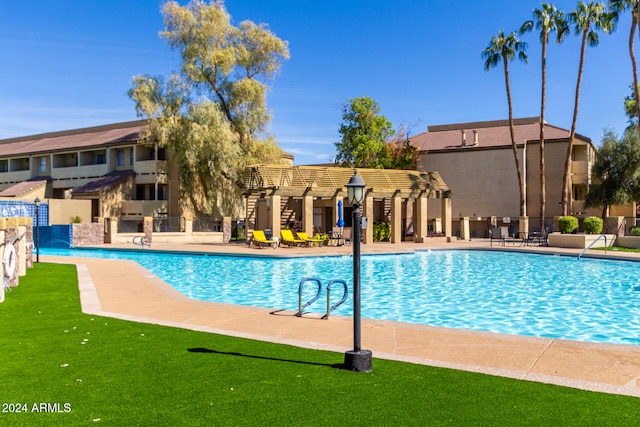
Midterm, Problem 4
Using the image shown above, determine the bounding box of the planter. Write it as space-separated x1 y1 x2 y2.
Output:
615 235 640 249
547 233 615 249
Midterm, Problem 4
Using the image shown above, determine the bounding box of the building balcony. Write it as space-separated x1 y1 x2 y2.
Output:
51 164 109 180
135 173 168 185
571 160 591 185
0 170 31 185
120 200 169 219
135 160 168 175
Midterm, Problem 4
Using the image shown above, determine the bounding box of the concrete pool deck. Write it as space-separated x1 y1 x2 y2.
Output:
43 239 640 398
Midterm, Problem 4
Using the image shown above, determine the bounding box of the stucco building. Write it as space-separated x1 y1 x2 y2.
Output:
412 117 602 237
0 121 290 233
0 121 172 227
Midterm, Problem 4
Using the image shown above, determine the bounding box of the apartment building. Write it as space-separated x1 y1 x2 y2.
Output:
0 121 295 232
0 121 173 224
411 117 599 237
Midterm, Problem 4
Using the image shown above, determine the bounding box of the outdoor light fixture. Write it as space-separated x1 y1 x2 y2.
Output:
344 170 372 372
34 197 41 263
346 172 366 207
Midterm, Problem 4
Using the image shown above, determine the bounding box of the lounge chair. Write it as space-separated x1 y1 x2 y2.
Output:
297 231 325 246
280 229 306 247
251 230 278 249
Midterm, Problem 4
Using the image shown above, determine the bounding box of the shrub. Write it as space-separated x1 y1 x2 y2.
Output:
558 216 578 234
373 222 391 242
583 216 603 234
69 216 82 224
630 226 640 236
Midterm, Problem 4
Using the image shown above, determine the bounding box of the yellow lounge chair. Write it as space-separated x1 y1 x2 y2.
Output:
280 229 306 247
251 230 278 249
297 231 325 247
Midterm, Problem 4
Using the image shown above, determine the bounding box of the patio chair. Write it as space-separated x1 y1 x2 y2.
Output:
489 226 503 246
296 231 325 247
540 226 552 246
342 227 353 245
251 230 278 249
328 227 344 246
280 229 306 247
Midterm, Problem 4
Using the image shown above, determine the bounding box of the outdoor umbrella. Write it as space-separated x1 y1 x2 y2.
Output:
336 200 345 228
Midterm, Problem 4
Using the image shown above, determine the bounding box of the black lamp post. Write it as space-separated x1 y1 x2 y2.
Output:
344 170 372 372
34 197 40 263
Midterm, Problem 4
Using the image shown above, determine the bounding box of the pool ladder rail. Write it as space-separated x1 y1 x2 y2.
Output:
296 277 349 319
578 234 608 260
132 235 151 248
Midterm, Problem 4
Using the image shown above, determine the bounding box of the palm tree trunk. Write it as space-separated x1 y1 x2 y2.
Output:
562 27 589 216
503 54 526 217
631 10 640 130
540 36 547 230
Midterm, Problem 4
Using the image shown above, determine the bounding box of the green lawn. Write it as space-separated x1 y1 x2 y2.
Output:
1 263 638 426
592 246 640 253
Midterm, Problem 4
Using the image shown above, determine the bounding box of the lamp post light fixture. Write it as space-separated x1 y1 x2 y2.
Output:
34 197 40 263
344 170 372 372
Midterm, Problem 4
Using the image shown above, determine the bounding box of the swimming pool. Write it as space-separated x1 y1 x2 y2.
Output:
43 248 640 346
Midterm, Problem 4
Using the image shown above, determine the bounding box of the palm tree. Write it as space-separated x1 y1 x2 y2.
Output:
482 31 528 216
561 1 614 216
521 4 569 231
610 0 640 130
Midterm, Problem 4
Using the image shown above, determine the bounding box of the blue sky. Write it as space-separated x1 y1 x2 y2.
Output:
0 0 634 165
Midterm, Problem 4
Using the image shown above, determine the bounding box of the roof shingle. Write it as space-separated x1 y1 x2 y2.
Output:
0 121 145 157
0 178 49 197
72 170 135 194
410 117 592 152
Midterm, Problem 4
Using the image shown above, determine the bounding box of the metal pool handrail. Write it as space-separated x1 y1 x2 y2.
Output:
296 277 322 317
578 234 607 260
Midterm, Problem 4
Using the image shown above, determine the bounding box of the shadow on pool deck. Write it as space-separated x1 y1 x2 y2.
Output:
44 239 640 397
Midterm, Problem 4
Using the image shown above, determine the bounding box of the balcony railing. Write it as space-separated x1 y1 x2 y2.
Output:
120 200 169 219
571 160 590 185
0 170 31 184
135 160 168 175
51 164 109 180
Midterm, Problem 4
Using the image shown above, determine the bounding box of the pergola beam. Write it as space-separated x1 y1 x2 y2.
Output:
243 165 452 243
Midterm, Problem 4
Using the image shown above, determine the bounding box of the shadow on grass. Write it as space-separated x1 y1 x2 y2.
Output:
188 347 345 369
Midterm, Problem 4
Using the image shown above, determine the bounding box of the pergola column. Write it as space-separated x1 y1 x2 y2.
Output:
268 194 281 238
302 194 314 235
362 195 374 244
460 217 470 240
441 192 452 239
414 195 428 243
390 193 402 244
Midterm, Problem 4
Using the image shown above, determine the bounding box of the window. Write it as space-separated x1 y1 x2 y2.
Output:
116 149 124 167
158 184 167 201
136 185 145 200
94 153 106 164
129 149 134 166
39 157 46 173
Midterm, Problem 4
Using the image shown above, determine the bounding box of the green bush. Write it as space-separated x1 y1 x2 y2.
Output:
583 216 603 234
558 216 579 234
373 221 391 242
68 215 82 224
630 226 640 236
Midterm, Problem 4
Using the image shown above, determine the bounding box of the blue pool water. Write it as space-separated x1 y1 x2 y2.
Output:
43 248 640 346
